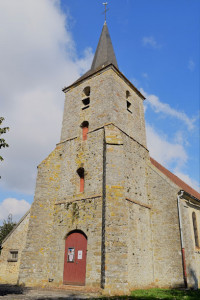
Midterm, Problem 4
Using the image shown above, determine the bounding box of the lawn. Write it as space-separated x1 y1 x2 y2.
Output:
130 288 200 299
99 288 200 299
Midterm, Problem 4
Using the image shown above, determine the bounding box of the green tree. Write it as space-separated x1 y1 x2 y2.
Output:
0 117 9 161
0 214 16 253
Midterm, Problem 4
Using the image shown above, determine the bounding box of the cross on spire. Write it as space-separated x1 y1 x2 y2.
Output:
103 2 109 23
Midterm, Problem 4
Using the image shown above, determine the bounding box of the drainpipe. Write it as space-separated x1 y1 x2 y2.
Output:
177 190 188 288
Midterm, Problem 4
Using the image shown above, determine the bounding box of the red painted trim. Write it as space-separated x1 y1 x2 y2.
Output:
82 127 88 141
80 177 84 193
181 248 188 288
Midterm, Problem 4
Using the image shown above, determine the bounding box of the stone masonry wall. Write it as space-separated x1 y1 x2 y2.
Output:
127 201 154 289
19 127 104 287
147 162 184 288
121 129 154 289
60 67 146 148
104 125 129 295
0 212 30 284
103 125 153 294
47 128 105 287
50 197 103 287
19 145 62 286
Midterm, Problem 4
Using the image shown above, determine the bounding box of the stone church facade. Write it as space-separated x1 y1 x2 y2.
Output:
0 22 200 295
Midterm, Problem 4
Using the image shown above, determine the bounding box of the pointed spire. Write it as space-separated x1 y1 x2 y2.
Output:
91 22 118 71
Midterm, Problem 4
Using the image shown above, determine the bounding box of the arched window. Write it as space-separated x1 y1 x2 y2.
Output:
82 86 90 109
77 167 85 193
81 121 89 141
192 212 199 248
126 90 132 113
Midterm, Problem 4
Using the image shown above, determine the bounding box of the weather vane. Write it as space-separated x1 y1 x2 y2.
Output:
103 2 109 23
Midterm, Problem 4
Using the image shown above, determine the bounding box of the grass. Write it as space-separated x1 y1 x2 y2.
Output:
99 288 200 300
130 288 200 299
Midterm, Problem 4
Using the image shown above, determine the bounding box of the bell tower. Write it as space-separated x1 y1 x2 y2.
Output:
60 22 147 149
19 21 153 295
59 21 153 293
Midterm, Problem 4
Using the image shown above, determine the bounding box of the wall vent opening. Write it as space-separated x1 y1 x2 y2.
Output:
77 167 85 193
127 100 132 113
83 86 90 97
81 121 89 141
8 250 18 262
126 90 132 113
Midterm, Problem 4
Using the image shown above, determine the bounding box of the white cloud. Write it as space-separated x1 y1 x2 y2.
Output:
142 36 161 49
188 59 195 71
146 124 188 168
0 0 93 195
142 89 195 130
0 198 31 223
146 124 200 192
174 131 189 146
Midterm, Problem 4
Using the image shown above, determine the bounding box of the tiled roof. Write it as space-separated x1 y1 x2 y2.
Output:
150 157 200 200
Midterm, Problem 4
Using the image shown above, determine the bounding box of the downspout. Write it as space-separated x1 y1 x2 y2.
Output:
177 190 188 288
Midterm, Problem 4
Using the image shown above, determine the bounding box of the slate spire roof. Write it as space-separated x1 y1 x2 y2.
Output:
91 21 118 70
70 22 119 86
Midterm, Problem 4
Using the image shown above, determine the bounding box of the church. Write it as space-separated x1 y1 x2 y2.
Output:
0 21 200 295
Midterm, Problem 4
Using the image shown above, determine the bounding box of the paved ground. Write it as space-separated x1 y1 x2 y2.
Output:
0 285 101 300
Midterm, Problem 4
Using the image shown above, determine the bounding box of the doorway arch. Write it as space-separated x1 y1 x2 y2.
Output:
63 230 87 285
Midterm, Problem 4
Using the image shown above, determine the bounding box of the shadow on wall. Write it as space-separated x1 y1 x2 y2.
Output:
189 264 198 290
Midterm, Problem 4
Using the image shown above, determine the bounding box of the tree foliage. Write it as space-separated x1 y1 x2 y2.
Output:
0 214 16 252
0 117 9 161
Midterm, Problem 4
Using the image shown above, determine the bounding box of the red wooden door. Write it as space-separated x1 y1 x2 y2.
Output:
63 232 87 285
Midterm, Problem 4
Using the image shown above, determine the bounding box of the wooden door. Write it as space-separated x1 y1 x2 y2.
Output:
63 232 87 285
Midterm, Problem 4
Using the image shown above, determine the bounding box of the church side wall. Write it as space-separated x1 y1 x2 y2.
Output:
180 199 200 289
0 212 30 284
147 164 184 287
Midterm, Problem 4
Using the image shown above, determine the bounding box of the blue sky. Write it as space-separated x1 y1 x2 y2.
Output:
0 0 199 224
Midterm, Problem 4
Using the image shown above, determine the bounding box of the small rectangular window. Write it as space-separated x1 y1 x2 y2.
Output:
8 250 18 262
